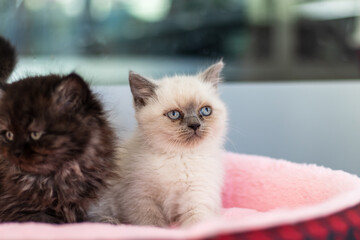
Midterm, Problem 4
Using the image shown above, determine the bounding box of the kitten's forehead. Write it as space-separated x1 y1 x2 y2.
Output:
1 95 45 120
156 75 214 109
1 75 60 108
0 85 53 129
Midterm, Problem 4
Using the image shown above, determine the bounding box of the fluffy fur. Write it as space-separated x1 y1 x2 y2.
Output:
0 36 117 223
0 36 16 83
88 61 227 227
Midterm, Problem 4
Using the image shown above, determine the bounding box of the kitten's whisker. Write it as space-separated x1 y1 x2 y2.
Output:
228 126 247 137
224 136 241 153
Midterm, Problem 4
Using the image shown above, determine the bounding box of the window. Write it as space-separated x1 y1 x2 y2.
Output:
1 0 359 84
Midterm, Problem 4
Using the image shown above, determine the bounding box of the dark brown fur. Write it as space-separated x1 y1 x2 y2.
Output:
0 37 117 223
0 36 16 83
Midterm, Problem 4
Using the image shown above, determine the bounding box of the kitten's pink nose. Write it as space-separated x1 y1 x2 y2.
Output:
188 123 200 131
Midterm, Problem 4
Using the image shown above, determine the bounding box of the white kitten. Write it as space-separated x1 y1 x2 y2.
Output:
88 61 228 227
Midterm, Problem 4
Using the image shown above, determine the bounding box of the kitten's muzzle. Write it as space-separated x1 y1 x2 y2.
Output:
188 123 200 131
184 116 201 132
11 144 25 158
13 149 22 158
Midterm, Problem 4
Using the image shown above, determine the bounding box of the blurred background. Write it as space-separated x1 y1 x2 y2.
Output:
2 0 360 174
1 0 360 83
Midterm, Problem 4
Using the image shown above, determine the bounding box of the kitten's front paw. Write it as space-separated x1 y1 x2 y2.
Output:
135 215 168 228
98 216 121 225
27 213 64 224
178 211 215 228
179 215 204 228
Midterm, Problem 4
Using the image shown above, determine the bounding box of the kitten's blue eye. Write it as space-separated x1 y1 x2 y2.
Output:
167 110 181 120
200 106 212 116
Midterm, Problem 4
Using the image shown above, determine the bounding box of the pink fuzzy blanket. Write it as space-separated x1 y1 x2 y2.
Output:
2 152 360 240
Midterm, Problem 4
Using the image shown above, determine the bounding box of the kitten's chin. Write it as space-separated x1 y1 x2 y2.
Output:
19 164 56 175
167 132 206 150
184 133 202 145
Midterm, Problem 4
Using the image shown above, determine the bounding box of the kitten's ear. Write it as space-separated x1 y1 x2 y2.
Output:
199 60 224 88
53 73 89 112
129 71 157 108
0 36 17 83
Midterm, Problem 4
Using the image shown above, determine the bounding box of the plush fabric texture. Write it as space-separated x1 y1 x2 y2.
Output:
2 152 360 239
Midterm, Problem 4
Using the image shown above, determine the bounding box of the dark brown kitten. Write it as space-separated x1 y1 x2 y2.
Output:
0 37 117 223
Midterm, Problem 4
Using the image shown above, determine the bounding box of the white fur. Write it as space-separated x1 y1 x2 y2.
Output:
88 62 227 227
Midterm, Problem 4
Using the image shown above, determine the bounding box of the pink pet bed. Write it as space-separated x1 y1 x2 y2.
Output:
2 152 360 240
